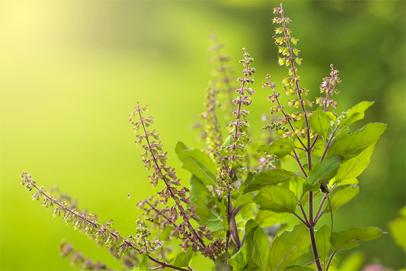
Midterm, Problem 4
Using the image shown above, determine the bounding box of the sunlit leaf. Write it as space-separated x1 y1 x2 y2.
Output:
326 185 359 212
230 220 270 271
174 249 193 267
235 193 253 210
245 169 296 193
342 101 375 125
310 109 331 137
307 156 342 189
190 176 224 232
330 226 383 251
176 141 216 185
289 176 305 200
269 224 310 271
255 210 291 228
328 123 386 159
336 145 375 182
258 138 294 158
254 186 297 213
229 246 247 271
248 224 271 270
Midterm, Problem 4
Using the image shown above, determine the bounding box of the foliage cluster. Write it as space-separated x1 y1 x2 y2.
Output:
21 4 394 271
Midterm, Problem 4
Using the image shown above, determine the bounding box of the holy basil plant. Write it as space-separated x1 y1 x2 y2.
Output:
21 4 386 271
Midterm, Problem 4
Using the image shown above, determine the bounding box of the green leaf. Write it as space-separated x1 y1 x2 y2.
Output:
326 185 359 212
328 123 386 159
388 206 406 252
307 156 342 188
331 177 359 187
258 138 294 158
229 247 247 271
310 109 331 137
235 193 254 210
255 210 290 228
190 176 210 216
330 226 384 251
176 141 216 185
254 186 297 213
248 225 271 270
289 177 305 200
174 249 193 267
269 224 310 271
230 220 270 271
190 176 224 232
335 145 375 182
245 169 296 193
316 225 330 269
342 101 375 125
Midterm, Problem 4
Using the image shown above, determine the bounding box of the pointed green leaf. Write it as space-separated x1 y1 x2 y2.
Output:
176 141 216 185
190 176 224 232
328 123 386 159
235 193 254 210
258 138 294 158
249 226 271 270
190 176 210 217
255 210 290 228
174 249 193 267
342 101 375 125
331 177 359 187
336 145 375 182
330 226 383 251
310 109 331 137
229 246 247 271
269 224 310 271
307 156 342 188
245 169 296 193
289 177 305 200
254 186 297 213
326 185 359 212
231 220 270 271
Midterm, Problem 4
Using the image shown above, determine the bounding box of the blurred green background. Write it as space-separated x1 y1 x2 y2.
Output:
0 0 404 270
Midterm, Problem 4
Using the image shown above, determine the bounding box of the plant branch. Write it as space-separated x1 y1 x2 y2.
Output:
137 106 206 249
143 200 203 250
275 96 307 150
290 151 308 177
313 193 327 224
309 225 323 271
320 125 338 162
325 251 336 271
293 212 309 227
281 13 323 268
23 174 189 271
299 203 310 225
